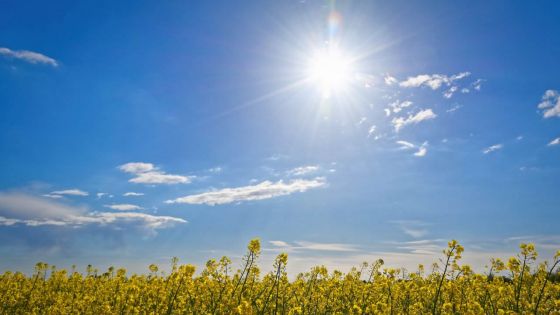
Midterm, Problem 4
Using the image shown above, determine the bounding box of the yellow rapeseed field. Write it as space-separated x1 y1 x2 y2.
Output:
0 240 559 314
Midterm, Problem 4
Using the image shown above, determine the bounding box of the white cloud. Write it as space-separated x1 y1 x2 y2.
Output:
402 228 427 238
367 125 377 138
42 194 63 199
118 162 191 185
396 141 428 157
104 204 143 211
0 192 87 220
399 72 470 90
0 192 185 231
516 135 524 141
129 172 189 184
537 89 560 118
392 109 437 132
548 137 560 146
96 192 109 199
414 142 428 157
286 165 319 176
123 192 144 197
269 240 290 247
472 79 484 91
268 240 359 252
393 239 446 255
0 212 185 230
387 100 413 114
384 75 398 86
446 104 463 113
0 47 58 67
294 241 359 252
119 162 155 174
483 144 503 154
443 86 458 99
166 178 326 206
50 189 89 196
396 140 415 149
208 167 222 173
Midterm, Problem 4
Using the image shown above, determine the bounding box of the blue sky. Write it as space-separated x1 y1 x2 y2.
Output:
1 0 559 274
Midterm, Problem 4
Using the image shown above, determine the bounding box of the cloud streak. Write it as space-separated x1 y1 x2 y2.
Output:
386 100 413 115
104 204 143 211
119 162 191 185
0 47 58 67
50 189 89 196
392 109 437 132
123 192 144 197
483 144 503 154
396 140 428 157
0 192 185 231
286 165 319 176
267 240 360 252
166 178 326 206
399 72 470 90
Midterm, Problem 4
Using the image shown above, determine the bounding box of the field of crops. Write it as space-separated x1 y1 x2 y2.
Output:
1 240 559 314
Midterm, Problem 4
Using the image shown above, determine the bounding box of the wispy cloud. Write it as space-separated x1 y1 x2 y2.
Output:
286 165 320 176
391 220 430 238
399 72 470 90
505 235 560 250
414 142 428 157
104 204 143 211
0 212 185 230
443 86 459 99
0 47 58 67
208 167 223 173
396 140 415 149
269 240 290 247
49 189 89 197
367 125 377 138
538 90 560 118
0 192 185 231
446 104 463 113
482 144 503 154
267 240 360 252
123 192 144 197
41 194 63 199
548 137 560 146
392 239 446 255
386 100 413 114
472 79 484 91
392 109 437 132
396 140 428 157
384 75 398 86
119 162 191 185
166 178 326 206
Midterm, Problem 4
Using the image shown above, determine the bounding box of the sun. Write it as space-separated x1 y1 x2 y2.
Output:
306 46 354 98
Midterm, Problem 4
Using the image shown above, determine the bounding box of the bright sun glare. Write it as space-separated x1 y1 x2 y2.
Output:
307 47 354 98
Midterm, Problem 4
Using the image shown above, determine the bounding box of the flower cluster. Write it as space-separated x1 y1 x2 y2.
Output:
0 240 559 314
